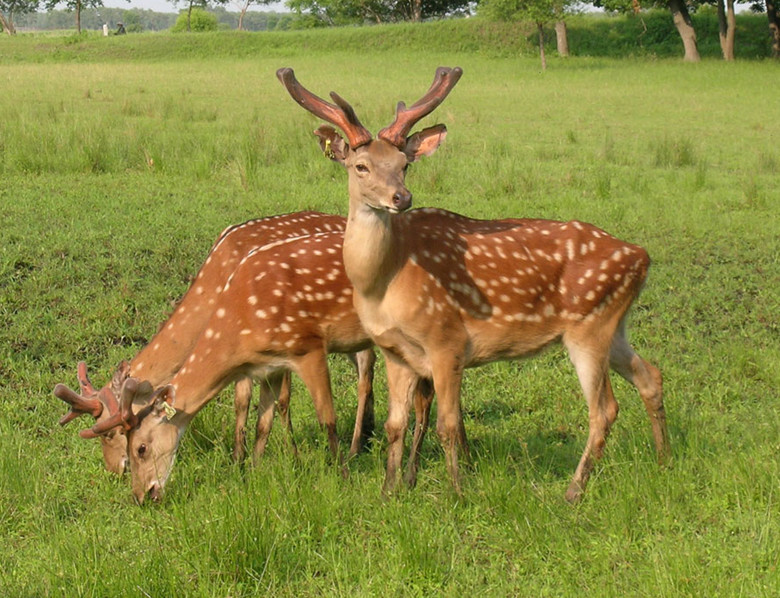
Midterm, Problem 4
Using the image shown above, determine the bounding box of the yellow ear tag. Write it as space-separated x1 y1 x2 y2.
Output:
324 138 335 159
162 402 177 421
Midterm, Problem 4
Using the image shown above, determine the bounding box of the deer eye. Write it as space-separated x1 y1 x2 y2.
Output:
355 163 369 173
137 444 147 457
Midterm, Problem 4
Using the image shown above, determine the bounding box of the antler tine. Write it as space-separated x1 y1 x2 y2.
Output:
378 66 463 149
53 383 103 426
77 361 97 396
82 378 142 439
276 67 373 149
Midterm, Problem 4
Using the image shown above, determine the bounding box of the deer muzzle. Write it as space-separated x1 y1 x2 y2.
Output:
391 189 412 212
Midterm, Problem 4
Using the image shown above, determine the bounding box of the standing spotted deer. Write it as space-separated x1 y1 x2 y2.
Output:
277 67 670 501
54 212 376 473
75 230 434 504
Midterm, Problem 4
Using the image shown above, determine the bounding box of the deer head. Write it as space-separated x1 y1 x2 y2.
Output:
276 67 461 214
123 384 183 504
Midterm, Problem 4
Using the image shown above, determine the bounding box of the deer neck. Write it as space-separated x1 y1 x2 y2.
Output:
127 306 201 388
343 198 406 300
166 361 236 420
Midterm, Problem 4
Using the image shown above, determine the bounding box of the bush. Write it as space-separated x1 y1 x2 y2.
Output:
171 8 218 33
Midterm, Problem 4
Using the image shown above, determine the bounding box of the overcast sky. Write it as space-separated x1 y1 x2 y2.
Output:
100 0 288 12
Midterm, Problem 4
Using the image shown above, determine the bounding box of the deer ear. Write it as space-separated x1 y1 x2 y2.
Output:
404 124 447 163
314 125 348 164
153 385 178 421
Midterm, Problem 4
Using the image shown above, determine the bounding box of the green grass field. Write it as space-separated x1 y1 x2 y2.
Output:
1 24 779 596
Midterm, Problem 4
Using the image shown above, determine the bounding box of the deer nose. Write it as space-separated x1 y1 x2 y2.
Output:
392 190 412 212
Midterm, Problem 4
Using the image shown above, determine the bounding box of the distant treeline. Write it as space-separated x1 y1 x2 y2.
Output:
8 8 775 59
14 7 296 33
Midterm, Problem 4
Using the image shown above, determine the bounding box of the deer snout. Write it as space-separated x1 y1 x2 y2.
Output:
148 482 162 503
134 481 162 505
392 189 412 212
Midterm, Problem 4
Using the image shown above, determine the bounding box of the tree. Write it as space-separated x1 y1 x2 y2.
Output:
167 0 227 31
480 0 575 69
1 0 38 34
171 6 218 30
44 0 104 33
230 0 272 30
593 0 700 61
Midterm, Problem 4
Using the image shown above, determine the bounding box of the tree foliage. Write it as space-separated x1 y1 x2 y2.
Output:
286 0 471 25
171 6 218 30
168 0 227 31
480 0 571 23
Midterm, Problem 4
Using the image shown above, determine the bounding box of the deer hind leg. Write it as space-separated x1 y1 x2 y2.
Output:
347 348 376 458
382 356 418 496
252 373 285 465
233 377 253 463
563 332 619 503
431 355 467 496
294 350 340 462
609 320 670 463
404 377 434 489
274 370 297 459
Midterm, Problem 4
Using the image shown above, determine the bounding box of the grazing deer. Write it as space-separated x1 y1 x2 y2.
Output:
54 212 376 473
277 67 670 501
77 230 434 504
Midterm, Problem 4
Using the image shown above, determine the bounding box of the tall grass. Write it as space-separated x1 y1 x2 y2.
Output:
0 32 778 596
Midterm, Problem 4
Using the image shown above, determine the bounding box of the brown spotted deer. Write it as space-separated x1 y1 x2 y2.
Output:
75 230 434 504
277 67 670 502
54 212 376 474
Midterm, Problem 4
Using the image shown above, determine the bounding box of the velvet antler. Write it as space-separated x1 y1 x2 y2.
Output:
276 68 373 149
377 67 463 149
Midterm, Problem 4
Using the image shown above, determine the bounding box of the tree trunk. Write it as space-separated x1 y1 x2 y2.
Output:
538 22 547 71
412 0 422 22
717 0 736 60
76 0 82 34
238 5 247 30
768 0 780 58
0 12 16 35
187 0 193 32
668 0 700 62
555 21 569 57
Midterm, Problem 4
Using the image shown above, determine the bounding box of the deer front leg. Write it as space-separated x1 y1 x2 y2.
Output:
347 348 376 457
404 377 434 489
382 356 419 496
431 354 467 496
294 350 340 462
233 377 253 462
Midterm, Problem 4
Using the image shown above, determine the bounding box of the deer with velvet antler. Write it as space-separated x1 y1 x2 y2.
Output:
54 212 378 477
59 224 435 504
277 66 670 501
